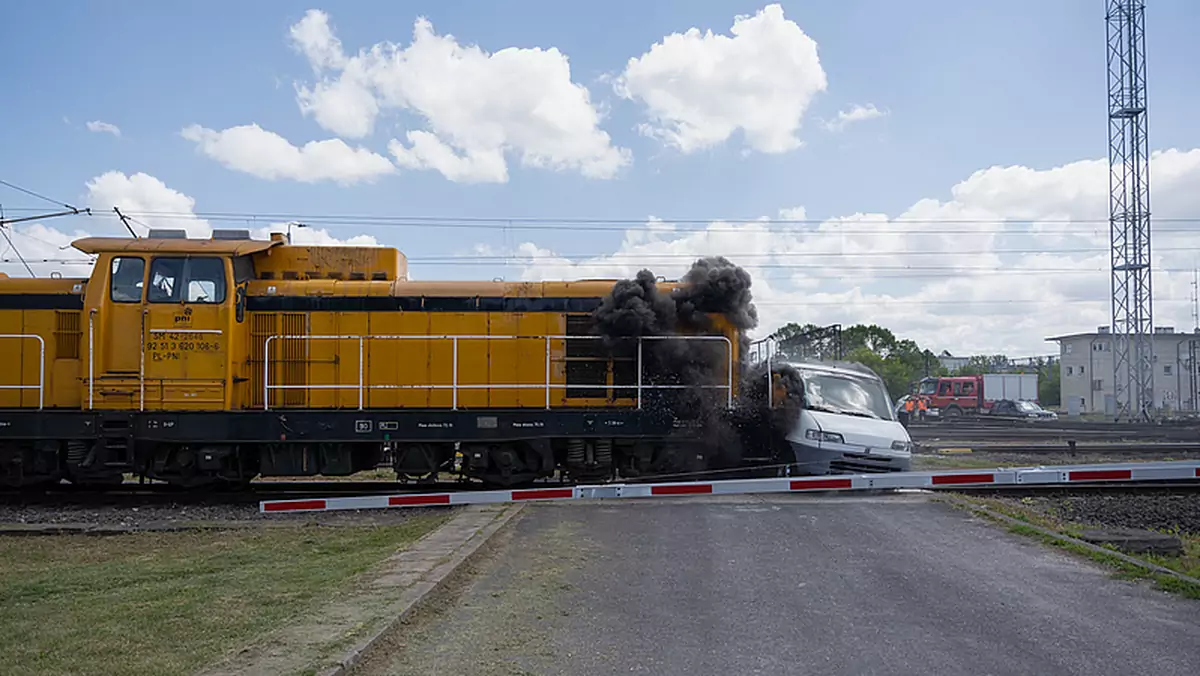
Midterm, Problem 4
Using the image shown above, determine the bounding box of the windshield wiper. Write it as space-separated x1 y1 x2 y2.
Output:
835 409 880 420
807 404 880 419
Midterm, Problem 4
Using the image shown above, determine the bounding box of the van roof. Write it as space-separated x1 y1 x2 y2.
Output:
782 360 882 380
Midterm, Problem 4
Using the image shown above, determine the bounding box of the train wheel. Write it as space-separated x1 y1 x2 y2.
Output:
464 442 543 488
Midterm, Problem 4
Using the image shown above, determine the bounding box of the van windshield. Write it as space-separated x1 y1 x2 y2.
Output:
801 371 895 421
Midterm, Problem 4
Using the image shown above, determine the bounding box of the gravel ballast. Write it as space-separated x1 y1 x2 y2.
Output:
994 493 1200 534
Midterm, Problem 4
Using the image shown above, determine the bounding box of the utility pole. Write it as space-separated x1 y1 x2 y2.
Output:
1191 267 1198 332
286 221 308 243
1106 0 1154 421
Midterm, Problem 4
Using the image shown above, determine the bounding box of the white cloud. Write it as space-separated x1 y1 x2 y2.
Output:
86 120 121 137
180 123 395 185
0 221 95 278
86 171 212 237
823 103 886 132
288 9 630 183
2 171 383 279
252 225 379 247
503 148 1200 355
778 206 808 222
615 4 827 154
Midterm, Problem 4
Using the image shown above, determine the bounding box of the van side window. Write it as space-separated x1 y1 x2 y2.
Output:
186 258 226 303
109 257 145 303
147 258 184 303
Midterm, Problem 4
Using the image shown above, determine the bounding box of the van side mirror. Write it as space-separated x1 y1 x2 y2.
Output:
235 285 246 323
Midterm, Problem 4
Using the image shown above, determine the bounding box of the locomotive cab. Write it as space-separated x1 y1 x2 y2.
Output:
74 230 273 412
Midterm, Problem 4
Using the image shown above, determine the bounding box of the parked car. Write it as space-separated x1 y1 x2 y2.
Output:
989 399 1058 420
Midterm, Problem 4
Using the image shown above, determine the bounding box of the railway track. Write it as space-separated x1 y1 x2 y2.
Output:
0 480 502 507
907 420 1200 444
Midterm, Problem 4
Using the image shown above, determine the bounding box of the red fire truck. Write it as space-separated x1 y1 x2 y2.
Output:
915 373 1038 418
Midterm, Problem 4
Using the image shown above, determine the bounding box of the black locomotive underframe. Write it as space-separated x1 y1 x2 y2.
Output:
0 408 702 445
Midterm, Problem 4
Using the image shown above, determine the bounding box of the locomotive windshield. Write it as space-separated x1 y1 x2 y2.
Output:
801 370 895 421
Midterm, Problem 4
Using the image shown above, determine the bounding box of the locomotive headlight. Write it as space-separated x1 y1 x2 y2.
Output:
804 429 844 444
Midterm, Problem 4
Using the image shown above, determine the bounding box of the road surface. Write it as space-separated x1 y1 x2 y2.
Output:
353 493 1200 676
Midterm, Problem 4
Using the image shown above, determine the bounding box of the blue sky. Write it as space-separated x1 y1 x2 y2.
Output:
2 1 1199 354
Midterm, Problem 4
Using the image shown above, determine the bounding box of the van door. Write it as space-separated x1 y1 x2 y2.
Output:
141 256 231 410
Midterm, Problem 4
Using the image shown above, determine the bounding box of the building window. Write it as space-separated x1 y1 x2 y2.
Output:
1080 397 1086 407
1092 379 1103 391
1066 366 1073 376
1065 344 1073 354
1079 365 1085 374
1164 364 1173 375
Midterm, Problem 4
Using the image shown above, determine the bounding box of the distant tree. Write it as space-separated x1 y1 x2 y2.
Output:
842 324 898 356
1038 361 1061 406
768 322 947 397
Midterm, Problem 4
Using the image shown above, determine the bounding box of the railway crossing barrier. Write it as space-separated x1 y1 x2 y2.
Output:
259 460 1200 514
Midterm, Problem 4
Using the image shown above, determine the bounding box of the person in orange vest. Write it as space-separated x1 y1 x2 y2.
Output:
901 396 916 426
917 395 929 421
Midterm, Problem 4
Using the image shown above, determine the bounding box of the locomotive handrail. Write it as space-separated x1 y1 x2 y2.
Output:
0 334 45 410
262 334 734 412
88 310 95 409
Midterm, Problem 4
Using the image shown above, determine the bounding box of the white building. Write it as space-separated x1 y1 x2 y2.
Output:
1048 326 1200 416
936 350 970 372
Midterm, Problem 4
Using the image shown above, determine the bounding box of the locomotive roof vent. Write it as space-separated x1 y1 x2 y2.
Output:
211 229 252 240
148 229 188 239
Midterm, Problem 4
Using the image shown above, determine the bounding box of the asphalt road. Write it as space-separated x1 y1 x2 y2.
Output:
354 494 1200 676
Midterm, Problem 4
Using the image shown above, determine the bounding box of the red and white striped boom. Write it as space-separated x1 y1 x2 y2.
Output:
260 460 1200 514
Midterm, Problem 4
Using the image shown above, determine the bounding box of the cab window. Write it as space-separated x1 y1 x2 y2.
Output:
186 258 226 303
109 257 145 303
147 257 227 304
148 258 184 303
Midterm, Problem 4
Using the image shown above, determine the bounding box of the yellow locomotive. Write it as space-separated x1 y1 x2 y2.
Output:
0 229 742 487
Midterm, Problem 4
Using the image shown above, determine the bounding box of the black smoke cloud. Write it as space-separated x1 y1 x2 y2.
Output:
592 257 800 472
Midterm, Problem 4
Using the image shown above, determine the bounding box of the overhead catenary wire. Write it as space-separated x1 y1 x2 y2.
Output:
0 179 78 210
0 206 34 277
4 205 1200 234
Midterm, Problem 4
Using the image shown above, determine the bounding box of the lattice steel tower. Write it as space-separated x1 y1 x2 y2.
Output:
1106 0 1154 421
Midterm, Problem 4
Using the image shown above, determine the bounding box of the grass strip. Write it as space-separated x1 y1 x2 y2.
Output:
943 494 1200 600
0 515 447 676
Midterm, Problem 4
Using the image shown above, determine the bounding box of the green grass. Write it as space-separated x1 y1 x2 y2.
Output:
913 455 1024 471
0 515 448 676
958 496 1200 599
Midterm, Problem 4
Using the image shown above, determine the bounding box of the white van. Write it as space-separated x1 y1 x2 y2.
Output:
783 361 913 474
